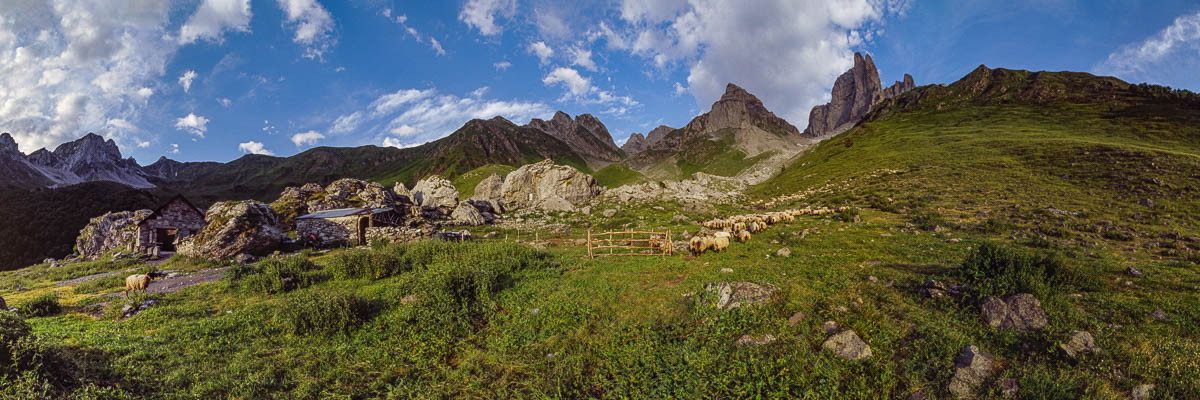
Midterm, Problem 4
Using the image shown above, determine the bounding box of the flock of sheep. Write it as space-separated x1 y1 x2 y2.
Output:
687 206 850 255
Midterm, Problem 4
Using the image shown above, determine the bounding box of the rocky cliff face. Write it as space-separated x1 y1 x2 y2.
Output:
644 125 675 148
884 74 916 99
621 133 647 155
803 53 915 138
526 111 623 168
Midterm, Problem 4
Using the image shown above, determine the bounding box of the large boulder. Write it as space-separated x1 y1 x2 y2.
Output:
270 183 324 228
75 209 153 260
702 282 778 310
948 345 994 399
500 160 601 212
980 294 1049 332
1059 330 1101 360
412 175 460 212
450 202 485 226
177 201 286 260
471 173 506 213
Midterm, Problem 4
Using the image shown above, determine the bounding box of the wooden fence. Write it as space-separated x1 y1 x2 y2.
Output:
587 229 673 258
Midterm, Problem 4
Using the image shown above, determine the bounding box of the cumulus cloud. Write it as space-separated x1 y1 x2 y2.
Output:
429 38 446 55
569 46 598 71
1094 11 1200 89
459 0 516 36
238 141 275 156
543 67 592 96
329 86 552 146
137 141 151 148
290 130 325 147
179 70 198 93
600 0 905 124
175 113 210 137
0 1 176 153
382 137 419 149
276 0 336 59
494 61 513 70
179 0 253 44
673 82 687 97
527 41 554 64
217 97 232 107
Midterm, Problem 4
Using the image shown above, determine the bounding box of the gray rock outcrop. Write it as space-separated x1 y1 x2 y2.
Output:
980 294 1049 332
702 281 778 310
412 175 460 213
471 173 505 213
883 74 916 99
499 160 601 212
822 330 873 360
948 345 994 399
75 209 154 260
450 202 485 226
178 201 286 260
1059 330 1101 359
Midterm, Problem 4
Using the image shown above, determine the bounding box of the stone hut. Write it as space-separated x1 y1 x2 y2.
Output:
296 207 402 246
135 195 206 257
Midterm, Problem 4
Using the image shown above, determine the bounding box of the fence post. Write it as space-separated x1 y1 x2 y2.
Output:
587 229 593 259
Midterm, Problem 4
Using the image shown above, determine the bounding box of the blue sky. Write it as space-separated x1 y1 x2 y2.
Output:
1 0 1198 163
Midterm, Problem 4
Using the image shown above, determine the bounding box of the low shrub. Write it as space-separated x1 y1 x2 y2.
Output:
326 249 406 281
237 256 324 295
21 294 62 318
833 207 860 222
274 291 377 336
957 242 1089 299
979 215 1013 234
910 210 949 231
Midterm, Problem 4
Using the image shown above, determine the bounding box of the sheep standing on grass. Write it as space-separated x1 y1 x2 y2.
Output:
124 273 155 297
712 232 730 252
736 230 752 243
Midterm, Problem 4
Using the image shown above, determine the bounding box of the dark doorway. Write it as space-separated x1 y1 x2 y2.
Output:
157 228 178 251
357 217 369 246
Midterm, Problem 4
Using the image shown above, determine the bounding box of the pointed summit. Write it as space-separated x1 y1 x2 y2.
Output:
803 52 912 138
525 111 622 168
0 133 18 155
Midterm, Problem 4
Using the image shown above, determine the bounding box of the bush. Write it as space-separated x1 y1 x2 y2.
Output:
834 207 860 222
237 256 323 294
957 242 1085 299
326 249 406 281
979 216 1013 234
910 210 949 231
274 291 376 336
22 294 62 318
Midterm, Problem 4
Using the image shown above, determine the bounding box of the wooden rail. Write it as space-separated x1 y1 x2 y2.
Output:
587 229 672 259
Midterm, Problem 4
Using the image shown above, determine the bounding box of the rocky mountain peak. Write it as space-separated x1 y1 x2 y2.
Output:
53 132 123 163
525 111 621 167
691 83 800 139
644 125 675 147
621 133 647 154
717 83 763 107
803 52 912 138
0 133 18 156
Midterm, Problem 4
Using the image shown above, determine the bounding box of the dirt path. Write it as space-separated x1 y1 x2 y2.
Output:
101 267 227 297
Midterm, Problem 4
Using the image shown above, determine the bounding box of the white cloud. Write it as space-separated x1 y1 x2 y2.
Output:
600 0 905 124
1094 11 1200 88
0 1 177 153
217 97 232 107
459 0 516 36
137 141 150 148
179 70 198 93
276 0 336 59
330 111 364 135
174 113 209 137
329 86 552 146
673 82 687 97
290 130 325 147
179 0 253 44
390 125 420 136
543 67 591 96
527 41 554 65
382 137 419 149
107 118 135 131
494 61 513 71
569 46 598 71
238 141 275 156
171 144 180 154
429 38 446 55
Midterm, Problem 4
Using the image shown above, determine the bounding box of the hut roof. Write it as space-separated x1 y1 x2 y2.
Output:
296 207 394 220
138 195 205 226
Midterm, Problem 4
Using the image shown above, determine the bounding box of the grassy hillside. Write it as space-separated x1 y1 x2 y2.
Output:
452 164 517 198
592 163 645 188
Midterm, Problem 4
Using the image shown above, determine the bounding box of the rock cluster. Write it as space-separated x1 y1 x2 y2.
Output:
412 175 460 213
75 210 153 260
178 201 287 260
979 294 1049 332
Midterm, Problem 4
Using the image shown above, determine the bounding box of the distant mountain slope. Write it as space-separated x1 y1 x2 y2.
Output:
0 133 155 189
755 66 1200 255
626 83 806 179
526 111 623 169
